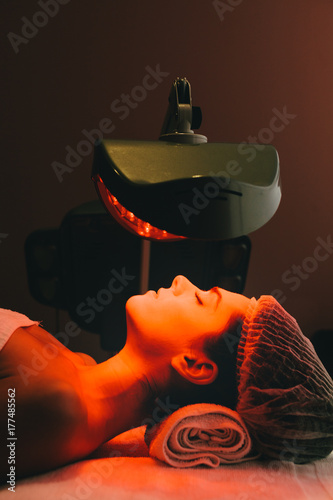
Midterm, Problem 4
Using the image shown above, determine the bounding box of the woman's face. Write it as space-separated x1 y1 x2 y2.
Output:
125 275 251 356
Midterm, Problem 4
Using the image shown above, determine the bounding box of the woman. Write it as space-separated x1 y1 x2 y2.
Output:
0 275 332 480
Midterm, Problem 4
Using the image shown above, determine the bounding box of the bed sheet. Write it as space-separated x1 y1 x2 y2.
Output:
1 426 332 500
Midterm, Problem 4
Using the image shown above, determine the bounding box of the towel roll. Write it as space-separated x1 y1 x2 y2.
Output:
144 403 259 468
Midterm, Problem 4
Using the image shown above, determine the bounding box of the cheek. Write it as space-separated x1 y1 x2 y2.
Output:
126 295 215 343
126 297 183 355
125 296 184 340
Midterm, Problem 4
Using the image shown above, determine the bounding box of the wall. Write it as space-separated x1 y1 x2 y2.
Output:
1 0 333 360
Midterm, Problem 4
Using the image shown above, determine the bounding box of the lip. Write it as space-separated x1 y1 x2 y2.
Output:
155 288 166 298
148 287 167 298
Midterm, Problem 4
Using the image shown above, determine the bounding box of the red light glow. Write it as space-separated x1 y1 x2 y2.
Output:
94 176 185 241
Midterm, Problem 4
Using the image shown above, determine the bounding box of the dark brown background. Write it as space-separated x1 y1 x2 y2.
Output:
1 1 333 361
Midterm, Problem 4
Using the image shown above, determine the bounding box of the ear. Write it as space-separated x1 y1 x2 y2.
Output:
171 352 218 386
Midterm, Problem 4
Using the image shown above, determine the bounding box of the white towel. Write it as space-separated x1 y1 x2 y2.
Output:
145 403 260 468
0 308 40 352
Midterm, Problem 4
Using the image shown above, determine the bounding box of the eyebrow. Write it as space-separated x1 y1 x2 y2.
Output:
211 287 222 310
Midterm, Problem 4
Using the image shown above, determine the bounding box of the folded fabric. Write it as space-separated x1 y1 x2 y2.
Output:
144 403 259 468
0 308 40 352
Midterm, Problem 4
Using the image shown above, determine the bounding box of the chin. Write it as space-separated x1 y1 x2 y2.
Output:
127 290 155 307
125 294 137 316
126 293 148 321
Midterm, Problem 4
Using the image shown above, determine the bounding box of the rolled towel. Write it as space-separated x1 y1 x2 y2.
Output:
144 403 259 468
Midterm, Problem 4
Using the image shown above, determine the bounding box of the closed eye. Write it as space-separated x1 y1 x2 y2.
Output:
195 292 203 305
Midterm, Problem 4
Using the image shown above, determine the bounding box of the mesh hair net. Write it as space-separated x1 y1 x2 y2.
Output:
236 296 333 463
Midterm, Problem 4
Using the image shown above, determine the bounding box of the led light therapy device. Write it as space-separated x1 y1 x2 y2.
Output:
92 78 281 241
25 78 281 350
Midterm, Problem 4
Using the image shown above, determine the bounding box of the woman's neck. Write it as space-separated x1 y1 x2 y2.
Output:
78 346 162 445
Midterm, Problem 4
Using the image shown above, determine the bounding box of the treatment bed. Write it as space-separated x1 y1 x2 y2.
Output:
1 425 332 500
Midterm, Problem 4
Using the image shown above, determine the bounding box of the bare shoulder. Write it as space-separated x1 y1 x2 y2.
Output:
0 324 96 379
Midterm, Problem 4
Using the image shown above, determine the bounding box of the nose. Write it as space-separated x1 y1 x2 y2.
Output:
171 275 195 295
